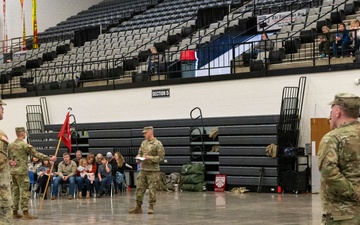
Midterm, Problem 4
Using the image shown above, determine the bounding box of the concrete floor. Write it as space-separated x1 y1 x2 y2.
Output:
15 190 323 225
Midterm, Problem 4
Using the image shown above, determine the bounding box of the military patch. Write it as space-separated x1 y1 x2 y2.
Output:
0 136 8 144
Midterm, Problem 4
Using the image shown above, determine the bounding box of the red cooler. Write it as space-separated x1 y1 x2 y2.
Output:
180 50 198 78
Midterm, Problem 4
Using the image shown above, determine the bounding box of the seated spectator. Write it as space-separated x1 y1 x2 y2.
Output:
147 47 162 74
253 33 273 63
51 152 77 200
94 157 112 197
76 153 96 199
318 26 334 59
106 152 118 192
95 153 103 175
72 150 83 166
114 152 130 192
35 159 52 199
28 156 41 182
333 23 352 57
350 19 360 51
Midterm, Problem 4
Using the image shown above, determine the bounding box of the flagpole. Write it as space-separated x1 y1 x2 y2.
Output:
39 137 62 210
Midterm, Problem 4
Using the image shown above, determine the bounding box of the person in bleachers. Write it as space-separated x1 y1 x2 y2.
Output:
94 156 112 197
332 23 352 58
76 154 96 199
35 159 52 199
51 152 77 200
318 26 334 59
72 150 83 166
350 19 360 51
253 32 273 63
147 47 162 74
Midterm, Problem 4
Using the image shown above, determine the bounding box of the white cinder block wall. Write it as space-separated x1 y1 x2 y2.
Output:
0 0 103 40
1 70 360 145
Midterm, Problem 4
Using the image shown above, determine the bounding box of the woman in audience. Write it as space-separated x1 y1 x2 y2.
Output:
254 32 273 63
76 153 96 199
28 156 42 182
95 153 103 175
350 19 360 51
318 26 334 59
333 23 352 57
35 159 52 199
114 152 126 193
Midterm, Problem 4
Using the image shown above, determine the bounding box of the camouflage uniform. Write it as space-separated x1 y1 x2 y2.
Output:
135 135 165 206
318 93 360 225
0 129 13 225
8 133 50 212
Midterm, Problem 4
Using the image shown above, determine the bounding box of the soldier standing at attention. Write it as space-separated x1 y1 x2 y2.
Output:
0 99 13 224
318 93 360 224
8 127 56 220
129 126 165 214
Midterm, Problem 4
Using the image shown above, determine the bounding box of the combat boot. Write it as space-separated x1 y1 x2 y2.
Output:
78 192 82 199
86 191 90 199
22 210 38 220
13 210 22 219
128 204 142 214
148 205 154 214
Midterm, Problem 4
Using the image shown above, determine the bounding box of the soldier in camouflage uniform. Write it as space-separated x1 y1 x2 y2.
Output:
129 126 165 214
318 93 360 225
8 127 56 220
0 100 13 225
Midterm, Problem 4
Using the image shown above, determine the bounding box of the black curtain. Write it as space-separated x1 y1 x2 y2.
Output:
196 6 228 28
74 25 101 47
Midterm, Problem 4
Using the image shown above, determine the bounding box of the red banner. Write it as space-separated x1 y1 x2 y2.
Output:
58 112 72 152
3 0 8 53
20 0 26 50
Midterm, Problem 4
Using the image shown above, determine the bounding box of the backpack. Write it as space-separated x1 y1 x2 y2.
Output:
115 171 124 184
165 172 181 191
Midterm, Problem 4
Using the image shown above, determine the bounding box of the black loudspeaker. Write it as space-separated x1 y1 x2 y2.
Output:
154 41 169 53
138 50 150 62
132 72 149 83
284 40 298 54
124 58 139 71
167 34 182 45
250 60 264 71
300 28 316 44
20 77 28 88
269 49 285 64
0 73 10 84
242 52 251 66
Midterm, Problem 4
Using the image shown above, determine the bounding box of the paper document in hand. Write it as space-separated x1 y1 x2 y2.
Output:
135 157 145 161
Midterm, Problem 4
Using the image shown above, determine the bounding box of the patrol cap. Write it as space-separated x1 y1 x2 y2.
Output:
106 152 113 159
15 127 26 133
328 93 360 109
0 99 7 105
142 126 153 133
